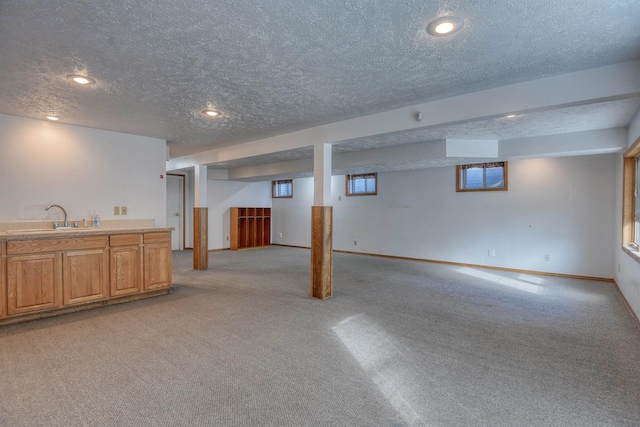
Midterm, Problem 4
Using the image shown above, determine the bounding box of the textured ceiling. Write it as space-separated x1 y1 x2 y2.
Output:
208 147 314 169
204 98 640 170
332 98 640 153
1 0 640 160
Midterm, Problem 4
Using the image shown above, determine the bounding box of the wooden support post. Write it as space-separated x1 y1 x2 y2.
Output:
311 206 332 300
194 207 208 270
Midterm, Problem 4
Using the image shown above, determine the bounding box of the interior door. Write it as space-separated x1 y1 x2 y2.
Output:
166 174 184 250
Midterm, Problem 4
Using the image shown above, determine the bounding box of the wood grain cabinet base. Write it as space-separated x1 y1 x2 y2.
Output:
0 229 172 326
7 253 62 315
109 234 143 297
0 242 6 318
110 246 142 296
144 232 172 290
63 249 108 305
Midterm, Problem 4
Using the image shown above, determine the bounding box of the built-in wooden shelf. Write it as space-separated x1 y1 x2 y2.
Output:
230 207 271 250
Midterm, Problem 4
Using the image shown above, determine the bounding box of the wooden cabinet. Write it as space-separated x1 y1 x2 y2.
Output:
0 229 172 326
6 236 109 310
230 207 271 250
7 253 62 315
143 232 172 290
1 242 5 318
63 249 108 305
109 234 142 297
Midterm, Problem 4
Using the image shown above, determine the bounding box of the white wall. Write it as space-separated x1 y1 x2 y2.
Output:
0 114 167 225
207 180 271 250
273 154 617 279
272 178 314 246
614 110 640 318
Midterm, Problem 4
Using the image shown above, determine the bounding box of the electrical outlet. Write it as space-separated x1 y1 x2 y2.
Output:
226 236 229 241
113 206 120 215
279 233 282 239
339 196 342 201
544 254 550 261
121 206 127 215
488 249 495 257
354 240 357 246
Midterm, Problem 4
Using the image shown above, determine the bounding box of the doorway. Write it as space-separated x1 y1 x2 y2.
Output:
166 174 185 250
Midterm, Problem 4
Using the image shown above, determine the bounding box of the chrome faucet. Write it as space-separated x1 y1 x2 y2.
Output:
45 204 68 228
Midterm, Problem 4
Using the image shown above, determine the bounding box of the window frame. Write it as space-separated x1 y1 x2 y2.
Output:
272 179 293 199
622 136 640 260
456 161 509 192
346 173 378 196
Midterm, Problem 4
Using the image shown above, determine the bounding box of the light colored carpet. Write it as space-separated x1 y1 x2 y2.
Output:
0 246 639 426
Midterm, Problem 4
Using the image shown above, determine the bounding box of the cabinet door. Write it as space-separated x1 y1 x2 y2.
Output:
63 249 108 305
110 246 142 296
1 243 5 318
144 243 172 290
7 253 62 315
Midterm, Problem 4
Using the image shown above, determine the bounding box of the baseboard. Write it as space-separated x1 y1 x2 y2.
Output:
272 244 613 282
612 280 640 329
174 247 229 252
334 249 613 282
229 245 271 251
272 244 311 250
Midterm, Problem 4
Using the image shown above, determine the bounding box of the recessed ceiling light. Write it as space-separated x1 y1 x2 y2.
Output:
506 114 516 118
66 74 96 85
427 17 464 36
46 116 59 121
202 109 221 117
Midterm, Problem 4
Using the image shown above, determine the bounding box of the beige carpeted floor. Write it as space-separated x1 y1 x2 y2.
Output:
1 247 639 426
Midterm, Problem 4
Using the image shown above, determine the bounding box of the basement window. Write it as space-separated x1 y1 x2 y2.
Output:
456 162 508 192
272 179 293 198
622 137 640 262
346 173 377 196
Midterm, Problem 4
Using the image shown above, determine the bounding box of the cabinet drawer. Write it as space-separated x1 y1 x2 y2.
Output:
7 236 108 255
110 234 142 247
144 232 171 244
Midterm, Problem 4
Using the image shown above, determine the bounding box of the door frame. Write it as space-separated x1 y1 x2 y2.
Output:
167 173 186 250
